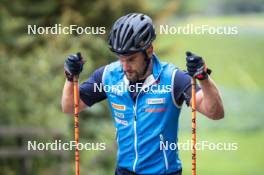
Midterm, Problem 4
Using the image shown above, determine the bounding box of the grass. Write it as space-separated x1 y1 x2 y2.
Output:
155 15 264 91
178 129 264 175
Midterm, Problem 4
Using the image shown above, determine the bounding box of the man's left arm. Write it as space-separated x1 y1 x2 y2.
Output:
186 51 224 120
195 77 224 120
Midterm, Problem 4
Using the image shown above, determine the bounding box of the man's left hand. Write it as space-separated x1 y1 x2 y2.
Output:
186 51 211 80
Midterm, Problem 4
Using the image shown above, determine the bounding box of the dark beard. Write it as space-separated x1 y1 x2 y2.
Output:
126 72 140 83
126 69 146 83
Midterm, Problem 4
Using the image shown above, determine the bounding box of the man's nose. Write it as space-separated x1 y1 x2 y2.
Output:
122 61 130 71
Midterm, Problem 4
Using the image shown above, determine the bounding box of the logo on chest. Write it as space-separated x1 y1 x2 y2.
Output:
146 98 166 105
145 98 167 113
111 102 126 111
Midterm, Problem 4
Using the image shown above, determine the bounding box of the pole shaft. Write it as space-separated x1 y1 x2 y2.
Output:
73 76 80 175
191 77 196 175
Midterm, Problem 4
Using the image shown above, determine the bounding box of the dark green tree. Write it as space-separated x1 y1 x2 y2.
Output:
0 0 148 174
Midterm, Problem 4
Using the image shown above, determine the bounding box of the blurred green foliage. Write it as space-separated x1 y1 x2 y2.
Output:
0 0 146 174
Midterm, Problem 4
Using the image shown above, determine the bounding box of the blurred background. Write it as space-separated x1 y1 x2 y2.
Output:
0 0 263 174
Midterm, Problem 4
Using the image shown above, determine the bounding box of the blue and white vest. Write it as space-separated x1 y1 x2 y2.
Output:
102 54 182 174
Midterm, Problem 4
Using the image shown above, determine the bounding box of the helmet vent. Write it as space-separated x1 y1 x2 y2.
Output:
125 28 133 43
140 15 145 21
127 13 132 18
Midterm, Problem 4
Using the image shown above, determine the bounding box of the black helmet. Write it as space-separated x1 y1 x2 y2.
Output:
108 13 156 55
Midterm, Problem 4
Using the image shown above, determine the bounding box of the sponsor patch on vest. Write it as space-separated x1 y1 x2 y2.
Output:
111 102 126 111
115 117 128 126
145 108 167 112
147 98 166 105
114 111 124 118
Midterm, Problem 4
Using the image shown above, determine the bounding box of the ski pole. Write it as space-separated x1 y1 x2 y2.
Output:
73 75 80 175
191 77 197 175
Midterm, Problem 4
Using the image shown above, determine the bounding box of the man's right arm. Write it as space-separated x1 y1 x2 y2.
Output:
61 80 87 114
61 59 106 114
61 52 87 114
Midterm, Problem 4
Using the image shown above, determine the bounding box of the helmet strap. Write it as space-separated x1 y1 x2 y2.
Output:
142 50 151 77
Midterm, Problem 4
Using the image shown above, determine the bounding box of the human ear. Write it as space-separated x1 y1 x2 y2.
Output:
146 45 153 58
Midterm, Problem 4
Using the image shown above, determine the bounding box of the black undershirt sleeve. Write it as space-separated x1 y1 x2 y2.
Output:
173 69 201 107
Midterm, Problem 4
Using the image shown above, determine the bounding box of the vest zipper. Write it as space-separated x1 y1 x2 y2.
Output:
133 106 138 172
132 71 163 172
160 134 169 170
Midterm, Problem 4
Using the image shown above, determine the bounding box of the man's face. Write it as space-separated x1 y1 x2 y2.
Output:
119 52 147 83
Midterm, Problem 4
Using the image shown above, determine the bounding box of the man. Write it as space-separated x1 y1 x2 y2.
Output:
61 13 224 175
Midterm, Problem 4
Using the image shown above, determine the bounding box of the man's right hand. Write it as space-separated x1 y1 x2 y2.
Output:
64 52 84 81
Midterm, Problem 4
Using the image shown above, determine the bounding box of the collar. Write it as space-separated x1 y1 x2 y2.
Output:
151 53 163 80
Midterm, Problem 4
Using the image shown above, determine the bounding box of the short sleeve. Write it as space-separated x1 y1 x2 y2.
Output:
173 69 201 106
79 66 107 107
